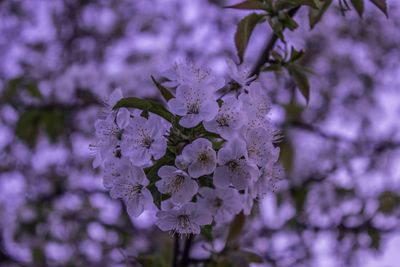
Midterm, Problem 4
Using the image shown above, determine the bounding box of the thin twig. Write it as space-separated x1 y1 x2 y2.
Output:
249 6 301 77
180 235 193 267
173 235 180 267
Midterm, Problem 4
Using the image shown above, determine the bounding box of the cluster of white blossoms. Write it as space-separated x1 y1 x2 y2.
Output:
91 59 283 235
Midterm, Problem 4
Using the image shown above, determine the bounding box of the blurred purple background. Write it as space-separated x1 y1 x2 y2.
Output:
0 0 399 266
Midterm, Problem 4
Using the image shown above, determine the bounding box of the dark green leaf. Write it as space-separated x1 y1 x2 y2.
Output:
367 228 381 250
279 12 299 31
309 0 332 29
351 0 364 17
201 224 213 241
15 110 42 146
279 140 294 172
225 212 245 249
151 75 174 101
276 0 318 9
291 186 308 212
369 0 388 17
287 64 310 103
378 191 399 214
32 247 45 262
145 154 174 183
262 64 283 72
6 77 42 99
42 110 65 142
114 97 174 122
235 13 265 63
289 47 304 62
225 0 272 11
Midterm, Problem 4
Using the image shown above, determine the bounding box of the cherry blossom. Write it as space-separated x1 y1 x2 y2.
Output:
155 202 212 235
198 187 243 224
167 84 218 128
109 165 153 217
90 116 125 168
181 138 217 178
155 166 198 204
213 138 259 190
121 114 168 167
203 95 245 139
245 127 280 167
162 62 224 89
226 58 253 88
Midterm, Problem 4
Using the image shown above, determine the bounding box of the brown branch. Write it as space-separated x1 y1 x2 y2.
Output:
249 7 301 77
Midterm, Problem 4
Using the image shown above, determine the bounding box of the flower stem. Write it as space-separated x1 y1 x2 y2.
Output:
172 235 180 267
180 234 193 267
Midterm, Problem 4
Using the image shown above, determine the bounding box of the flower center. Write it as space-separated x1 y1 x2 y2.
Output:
168 174 186 193
142 136 154 148
187 102 200 114
227 160 239 171
216 115 230 127
198 151 210 165
214 197 223 208
125 184 143 198
177 215 191 229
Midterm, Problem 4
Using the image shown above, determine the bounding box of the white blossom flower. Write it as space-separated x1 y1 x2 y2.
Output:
160 199 178 211
102 156 132 190
90 116 125 168
109 165 153 217
163 62 225 89
213 138 259 190
226 58 253 88
104 88 132 128
90 89 132 167
121 115 168 167
239 82 271 119
245 127 280 167
198 187 243 224
175 155 190 170
156 166 198 204
254 164 284 198
203 95 245 139
156 202 212 235
181 138 217 178
167 84 218 128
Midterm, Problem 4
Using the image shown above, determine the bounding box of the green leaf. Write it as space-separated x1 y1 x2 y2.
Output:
287 63 310 103
114 97 174 122
225 0 272 11
369 0 388 17
276 0 318 9
151 75 174 101
291 186 308 211
201 224 213 241
309 0 332 29
234 13 265 63
42 110 66 142
279 139 294 171
289 47 304 62
262 64 283 72
145 154 174 183
225 212 245 249
378 191 399 214
279 12 299 31
15 110 42 146
6 77 42 99
351 0 365 17
367 228 381 250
